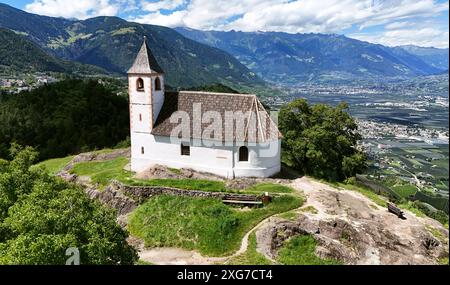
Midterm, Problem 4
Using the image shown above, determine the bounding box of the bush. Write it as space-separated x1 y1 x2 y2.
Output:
0 145 138 265
115 136 131 149
344 177 357 185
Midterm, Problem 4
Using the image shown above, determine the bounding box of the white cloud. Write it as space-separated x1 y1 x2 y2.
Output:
349 27 449 48
384 21 411 30
25 0 120 19
349 16 449 48
130 0 286 30
134 10 187 27
23 0 449 48
130 0 448 34
141 0 185 12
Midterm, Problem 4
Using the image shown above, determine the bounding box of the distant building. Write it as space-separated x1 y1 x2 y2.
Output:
127 38 281 178
377 143 391 149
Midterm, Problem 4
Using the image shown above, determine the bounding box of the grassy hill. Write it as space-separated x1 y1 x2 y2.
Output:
129 194 301 256
35 149 448 263
35 150 304 257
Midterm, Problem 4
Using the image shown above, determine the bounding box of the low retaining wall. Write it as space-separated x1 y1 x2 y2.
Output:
85 184 138 216
110 180 262 204
58 172 263 217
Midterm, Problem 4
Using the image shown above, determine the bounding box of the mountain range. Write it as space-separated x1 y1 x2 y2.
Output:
397 45 449 71
0 3 262 89
0 3 448 89
0 28 108 75
176 28 448 85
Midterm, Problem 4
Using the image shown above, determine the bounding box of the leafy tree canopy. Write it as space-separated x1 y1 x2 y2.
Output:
183 83 239 93
279 99 366 181
0 144 138 264
0 79 129 161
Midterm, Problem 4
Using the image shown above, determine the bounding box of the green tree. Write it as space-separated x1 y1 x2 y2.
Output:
0 79 129 161
0 145 138 264
279 99 366 181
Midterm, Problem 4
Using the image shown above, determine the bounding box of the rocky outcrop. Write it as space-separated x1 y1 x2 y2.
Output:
63 148 131 172
134 164 224 181
134 164 292 190
84 184 137 216
254 177 449 265
225 178 291 190
257 213 447 265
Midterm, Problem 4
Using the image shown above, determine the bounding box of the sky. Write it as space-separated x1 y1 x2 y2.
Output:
1 0 449 48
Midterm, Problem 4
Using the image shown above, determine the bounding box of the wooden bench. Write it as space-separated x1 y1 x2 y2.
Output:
387 202 405 219
222 199 263 205
222 194 264 206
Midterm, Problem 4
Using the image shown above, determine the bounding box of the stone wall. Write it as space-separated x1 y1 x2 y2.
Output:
110 180 262 204
85 184 138 216
58 169 263 218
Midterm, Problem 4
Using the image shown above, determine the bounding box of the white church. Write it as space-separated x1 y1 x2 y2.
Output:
127 38 281 178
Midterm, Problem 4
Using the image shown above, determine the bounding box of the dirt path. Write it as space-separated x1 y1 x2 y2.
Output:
137 213 281 265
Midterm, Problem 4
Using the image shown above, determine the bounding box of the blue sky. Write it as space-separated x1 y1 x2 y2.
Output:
1 0 449 48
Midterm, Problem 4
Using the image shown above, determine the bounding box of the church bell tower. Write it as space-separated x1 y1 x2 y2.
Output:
127 36 165 134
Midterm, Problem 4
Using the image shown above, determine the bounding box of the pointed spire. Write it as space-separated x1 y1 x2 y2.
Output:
127 36 164 74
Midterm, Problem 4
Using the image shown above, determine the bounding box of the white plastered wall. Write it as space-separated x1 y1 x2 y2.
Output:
130 133 281 178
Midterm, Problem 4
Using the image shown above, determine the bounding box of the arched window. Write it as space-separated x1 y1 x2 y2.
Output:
139 114 142 121
141 146 145 154
155 77 161 91
239 146 249 162
136 78 144 91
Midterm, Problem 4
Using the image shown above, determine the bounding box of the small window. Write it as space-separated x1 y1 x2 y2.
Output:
239 146 248 162
141 146 145 154
139 114 142 121
181 143 190 156
136 78 144 91
155 77 161 91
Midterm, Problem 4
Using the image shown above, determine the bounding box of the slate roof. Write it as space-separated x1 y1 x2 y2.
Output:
127 37 164 74
151 91 282 143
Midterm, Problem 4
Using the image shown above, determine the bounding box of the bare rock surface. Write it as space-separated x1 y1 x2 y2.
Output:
133 164 224 181
134 164 291 191
255 177 449 265
62 148 130 172
83 183 137 216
